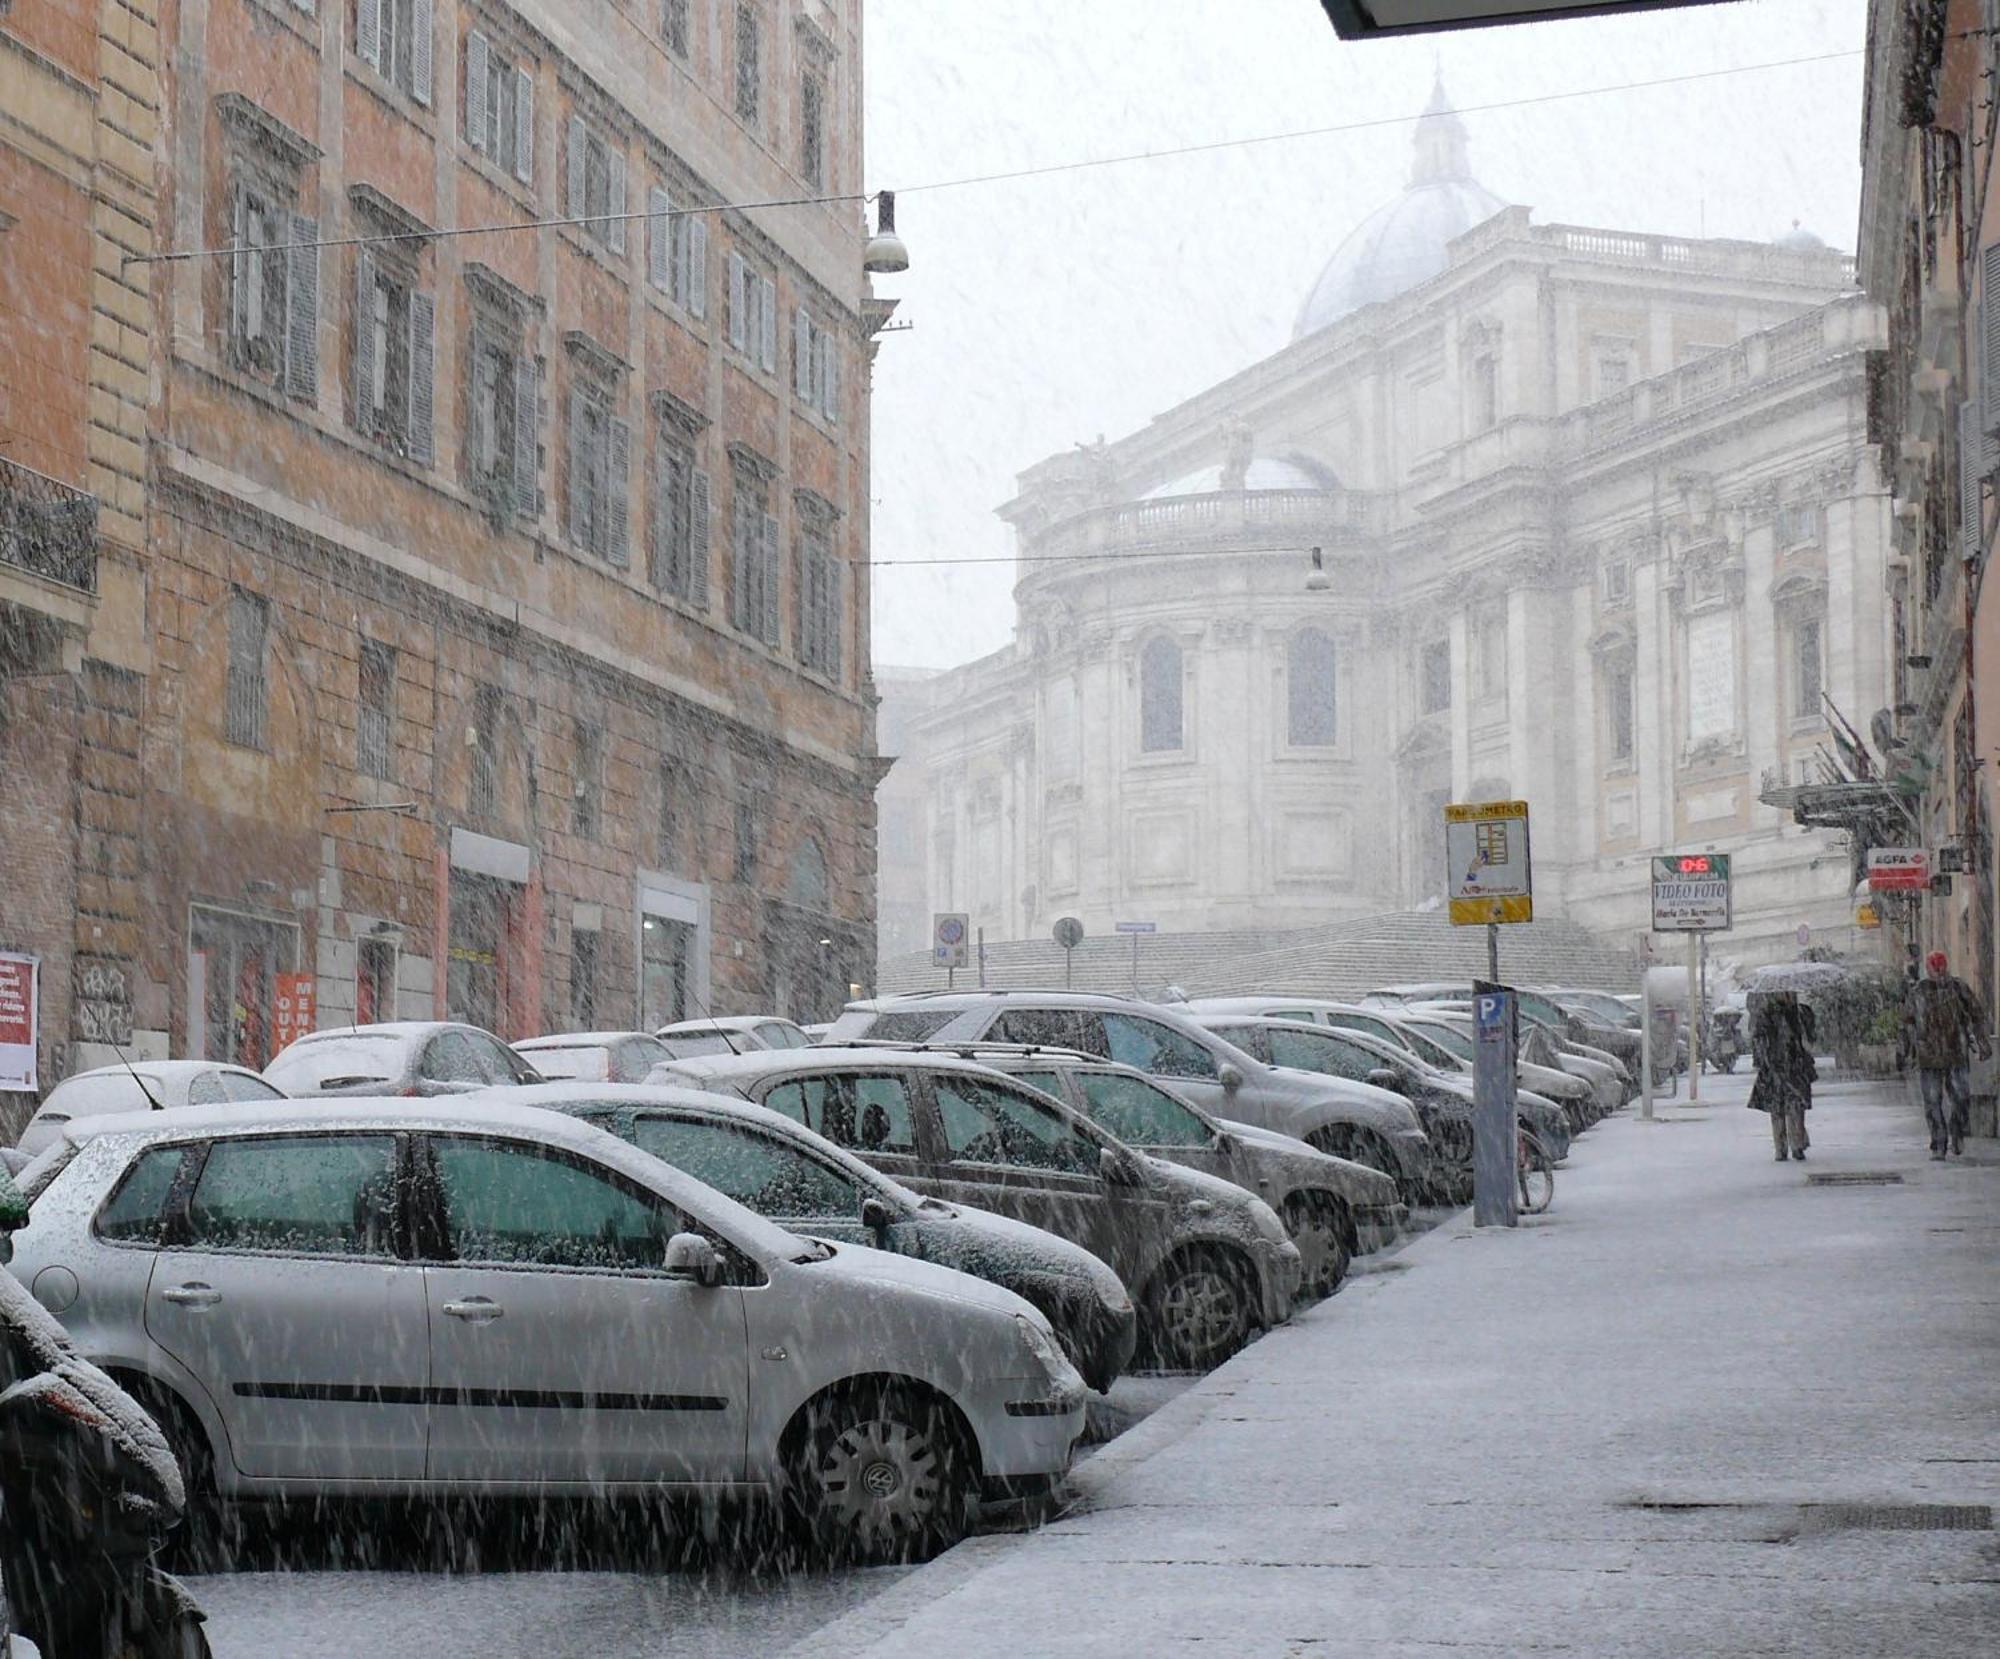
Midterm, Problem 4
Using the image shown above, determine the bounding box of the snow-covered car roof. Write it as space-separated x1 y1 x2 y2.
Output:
659 1046 1044 1086
47 1097 806 1265
515 1031 660 1050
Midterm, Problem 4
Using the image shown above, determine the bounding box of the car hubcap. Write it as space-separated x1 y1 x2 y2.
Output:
1286 1202 1345 1294
821 1418 943 1547
1161 1266 1241 1360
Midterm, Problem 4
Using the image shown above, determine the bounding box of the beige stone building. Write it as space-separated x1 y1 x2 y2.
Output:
5 1 884 1112
880 88 1891 972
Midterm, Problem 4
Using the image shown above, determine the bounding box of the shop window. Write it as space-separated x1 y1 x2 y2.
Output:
447 870 511 1033
641 913 695 1027
190 905 299 1069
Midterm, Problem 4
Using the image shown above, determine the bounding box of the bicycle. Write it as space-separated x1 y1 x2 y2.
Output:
1517 1128 1555 1215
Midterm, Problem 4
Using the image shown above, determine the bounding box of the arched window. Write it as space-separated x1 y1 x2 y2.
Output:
1288 628 1337 747
1139 636 1183 753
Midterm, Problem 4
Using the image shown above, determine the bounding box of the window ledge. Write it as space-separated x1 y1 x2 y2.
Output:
642 284 710 343
460 150 538 216
345 61 439 140
558 222 632 278
244 0 321 51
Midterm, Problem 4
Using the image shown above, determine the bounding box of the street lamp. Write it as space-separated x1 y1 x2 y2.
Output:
1304 546 1331 592
864 191 909 274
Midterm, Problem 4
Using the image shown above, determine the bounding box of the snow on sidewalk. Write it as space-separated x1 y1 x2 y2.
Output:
791 1075 2000 1658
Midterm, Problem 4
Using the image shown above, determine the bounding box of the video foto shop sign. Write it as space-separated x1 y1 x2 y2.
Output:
1651 854 1732 932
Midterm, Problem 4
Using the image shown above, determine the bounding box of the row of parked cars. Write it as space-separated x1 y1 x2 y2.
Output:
2 982 1639 1565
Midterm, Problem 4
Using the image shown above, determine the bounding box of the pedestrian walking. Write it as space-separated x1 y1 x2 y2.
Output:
1748 990 1815 1161
1902 951 1991 1159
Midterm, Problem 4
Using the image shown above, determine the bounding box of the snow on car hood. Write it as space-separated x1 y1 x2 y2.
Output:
1216 1119 1401 1206
1256 1068 1425 1136
918 1202 1132 1313
1140 1154 1291 1247
803 1236 1050 1326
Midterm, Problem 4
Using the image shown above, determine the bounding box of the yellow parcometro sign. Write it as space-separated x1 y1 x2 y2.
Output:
1443 799 1534 926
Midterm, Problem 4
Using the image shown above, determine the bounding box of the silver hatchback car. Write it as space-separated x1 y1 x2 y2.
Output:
7 1100 1086 1562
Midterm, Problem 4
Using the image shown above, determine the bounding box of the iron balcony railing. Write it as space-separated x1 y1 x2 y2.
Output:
0 456 98 594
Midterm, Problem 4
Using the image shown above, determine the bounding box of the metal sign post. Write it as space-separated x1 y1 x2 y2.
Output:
932 913 970 990
1472 989 1519 1227
1650 854 1732 1104
1052 916 1085 989
1115 921 1156 991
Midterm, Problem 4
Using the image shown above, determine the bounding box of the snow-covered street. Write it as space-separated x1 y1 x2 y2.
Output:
783 1074 2000 1657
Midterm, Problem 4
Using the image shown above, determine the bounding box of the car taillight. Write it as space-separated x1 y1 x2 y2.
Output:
400 1086 422 1098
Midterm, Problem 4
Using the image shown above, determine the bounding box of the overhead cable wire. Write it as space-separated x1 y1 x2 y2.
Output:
125 46 1864 270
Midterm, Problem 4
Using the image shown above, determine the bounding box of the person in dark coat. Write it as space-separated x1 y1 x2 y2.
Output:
1903 950 1991 1158
1748 990 1815 1161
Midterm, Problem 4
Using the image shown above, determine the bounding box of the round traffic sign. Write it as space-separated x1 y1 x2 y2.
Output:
1053 916 1085 950
935 916 966 947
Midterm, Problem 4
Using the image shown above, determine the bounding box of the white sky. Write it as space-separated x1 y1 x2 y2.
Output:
862 0 1868 672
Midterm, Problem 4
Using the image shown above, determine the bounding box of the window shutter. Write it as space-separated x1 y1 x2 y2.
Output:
513 68 535 184
407 290 435 466
567 115 588 218
728 254 747 351
607 148 628 254
794 308 812 399
793 528 808 658
285 214 319 403
464 30 490 147
231 187 251 344
357 0 382 68
1962 398 1985 555
606 416 632 567
824 553 842 676
649 444 669 587
648 187 673 290
351 246 377 422
512 355 540 517
411 0 434 104
688 218 708 318
760 510 781 643
1985 244 2000 437
567 387 588 546
758 277 777 372
689 467 710 608
824 344 839 424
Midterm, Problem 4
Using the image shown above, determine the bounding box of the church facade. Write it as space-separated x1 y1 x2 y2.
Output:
877 89 1891 972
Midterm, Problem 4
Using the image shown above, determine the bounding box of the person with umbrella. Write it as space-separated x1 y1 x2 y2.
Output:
1748 990 1817 1161
1903 951 1991 1158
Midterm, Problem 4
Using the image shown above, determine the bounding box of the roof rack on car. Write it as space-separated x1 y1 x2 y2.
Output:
812 1038 1101 1063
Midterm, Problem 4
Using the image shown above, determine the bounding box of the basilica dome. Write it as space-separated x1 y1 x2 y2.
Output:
1293 79 1508 340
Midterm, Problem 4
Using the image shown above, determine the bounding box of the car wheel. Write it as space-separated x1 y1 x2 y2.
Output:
786 1384 975 1565
1144 1247 1255 1370
1280 1192 1352 1300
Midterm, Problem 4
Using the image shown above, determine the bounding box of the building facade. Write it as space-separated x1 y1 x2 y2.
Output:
1 1 161 1118
881 89 1892 971
3 0 881 1115
1855 0 1999 1028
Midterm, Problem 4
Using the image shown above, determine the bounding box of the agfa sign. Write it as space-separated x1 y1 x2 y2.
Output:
1866 849 1931 893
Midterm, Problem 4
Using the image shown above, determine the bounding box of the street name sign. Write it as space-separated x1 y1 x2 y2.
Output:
1114 921 1157 934
932 912 970 969
1650 853 1733 932
1444 800 1532 925
1866 848 1930 892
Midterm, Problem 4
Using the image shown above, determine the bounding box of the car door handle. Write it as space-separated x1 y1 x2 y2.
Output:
162 1283 222 1309
442 1297 504 1324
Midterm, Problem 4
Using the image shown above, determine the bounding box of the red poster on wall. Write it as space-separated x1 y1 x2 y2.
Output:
272 973 316 1054
0 954 37 1092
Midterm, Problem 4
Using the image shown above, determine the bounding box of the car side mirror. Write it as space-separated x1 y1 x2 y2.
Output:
1099 1144 1145 1186
1367 1068 1407 1095
1217 1063 1244 1092
859 1195 895 1238
662 1232 724 1288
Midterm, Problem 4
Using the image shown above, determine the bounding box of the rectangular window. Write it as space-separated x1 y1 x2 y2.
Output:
1477 617 1507 701
797 518 841 676
1607 662 1635 762
727 252 777 371
227 171 317 402
351 250 434 464
1472 356 1497 432
357 0 434 106
357 639 395 780
646 186 709 319
1603 560 1632 604
730 465 779 642
650 435 708 602
1795 617 1825 718
1420 639 1451 714
571 718 599 838
1596 355 1632 396
662 0 690 57
793 308 840 422
226 590 269 750
799 69 825 189
469 684 500 819
565 115 627 252
191 904 300 1069
567 378 632 564
464 29 534 184
356 936 396 1025
570 929 599 1029
734 799 758 883
733 3 761 124
1777 504 1821 549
